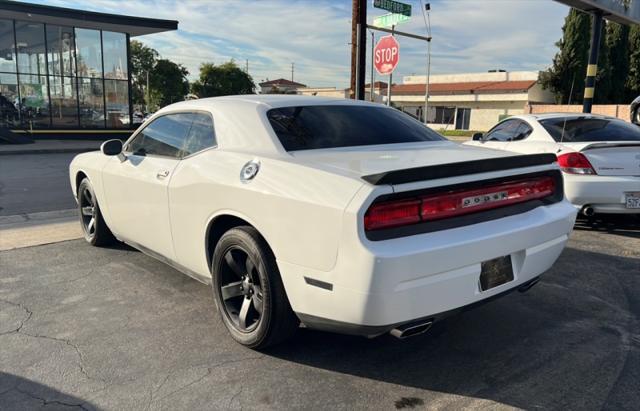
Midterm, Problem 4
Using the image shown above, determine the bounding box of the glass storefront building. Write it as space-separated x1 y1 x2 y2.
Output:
0 1 177 137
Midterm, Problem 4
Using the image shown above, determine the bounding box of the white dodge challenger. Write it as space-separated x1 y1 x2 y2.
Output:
69 96 577 348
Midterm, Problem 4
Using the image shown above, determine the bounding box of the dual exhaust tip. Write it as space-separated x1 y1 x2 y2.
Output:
390 319 434 339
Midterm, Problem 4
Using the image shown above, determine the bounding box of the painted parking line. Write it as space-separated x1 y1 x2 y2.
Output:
0 209 82 251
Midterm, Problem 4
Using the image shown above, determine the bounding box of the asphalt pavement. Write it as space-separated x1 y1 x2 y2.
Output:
0 153 78 216
1 222 638 410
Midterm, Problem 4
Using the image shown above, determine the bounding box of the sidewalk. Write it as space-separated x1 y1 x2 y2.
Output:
0 139 103 155
0 209 81 251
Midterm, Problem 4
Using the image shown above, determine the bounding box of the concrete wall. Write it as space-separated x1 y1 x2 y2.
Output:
525 104 631 122
296 87 348 98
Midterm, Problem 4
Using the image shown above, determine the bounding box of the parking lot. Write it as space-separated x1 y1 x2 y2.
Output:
1 215 638 410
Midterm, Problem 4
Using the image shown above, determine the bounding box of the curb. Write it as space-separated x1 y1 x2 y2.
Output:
0 147 98 156
0 209 77 228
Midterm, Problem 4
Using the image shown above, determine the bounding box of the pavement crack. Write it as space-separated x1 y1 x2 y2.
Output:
13 387 89 410
228 386 243 410
0 298 33 335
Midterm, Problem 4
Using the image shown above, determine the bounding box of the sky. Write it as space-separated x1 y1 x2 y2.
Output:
37 0 571 88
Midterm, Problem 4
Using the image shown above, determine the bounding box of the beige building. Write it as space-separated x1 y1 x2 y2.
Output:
297 71 554 132
392 71 554 131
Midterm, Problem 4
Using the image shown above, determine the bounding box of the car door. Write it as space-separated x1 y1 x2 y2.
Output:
101 112 194 260
480 119 523 151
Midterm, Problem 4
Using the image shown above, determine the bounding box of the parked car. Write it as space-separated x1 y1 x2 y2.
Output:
631 96 640 126
467 114 640 216
69 96 576 348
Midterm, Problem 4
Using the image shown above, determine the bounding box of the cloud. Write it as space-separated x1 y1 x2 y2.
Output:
36 0 570 88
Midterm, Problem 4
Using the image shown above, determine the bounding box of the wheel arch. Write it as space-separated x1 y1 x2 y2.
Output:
204 211 276 272
74 170 89 197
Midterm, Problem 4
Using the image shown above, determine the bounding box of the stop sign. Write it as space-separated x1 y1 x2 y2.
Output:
374 35 400 75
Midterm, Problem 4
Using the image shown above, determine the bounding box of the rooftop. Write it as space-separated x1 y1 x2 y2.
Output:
391 80 537 95
259 78 307 87
0 0 178 36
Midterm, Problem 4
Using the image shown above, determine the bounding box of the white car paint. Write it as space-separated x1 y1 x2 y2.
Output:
466 113 640 215
70 96 576 336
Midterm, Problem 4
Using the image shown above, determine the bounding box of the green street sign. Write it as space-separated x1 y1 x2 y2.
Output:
373 0 412 17
373 12 410 27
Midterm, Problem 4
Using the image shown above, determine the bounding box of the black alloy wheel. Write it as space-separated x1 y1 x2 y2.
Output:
219 246 264 332
77 178 115 246
211 226 299 348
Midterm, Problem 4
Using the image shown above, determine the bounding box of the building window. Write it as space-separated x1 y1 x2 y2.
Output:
46 25 75 77
427 106 455 125
0 72 20 128
79 77 104 128
18 74 49 128
0 19 17 73
105 79 129 128
102 31 127 80
49 75 78 127
75 28 102 78
15 21 47 77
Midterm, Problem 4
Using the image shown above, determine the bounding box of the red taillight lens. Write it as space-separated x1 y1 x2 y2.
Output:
364 176 556 231
557 152 596 175
364 199 421 230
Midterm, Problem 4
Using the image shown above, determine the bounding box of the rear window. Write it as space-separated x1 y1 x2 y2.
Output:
267 105 445 151
540 117 640 142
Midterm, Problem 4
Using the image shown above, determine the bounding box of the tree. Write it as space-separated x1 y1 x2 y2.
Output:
149 59 189 108
129 40 158 106
597 21 629 104
626 25 640 101
540 9 592 104
191 61 255 97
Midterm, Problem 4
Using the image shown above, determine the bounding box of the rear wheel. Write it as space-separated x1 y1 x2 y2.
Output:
211 226 299 349
77 178 115 246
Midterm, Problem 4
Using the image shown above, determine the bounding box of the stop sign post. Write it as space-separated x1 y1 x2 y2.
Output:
374 35 400 76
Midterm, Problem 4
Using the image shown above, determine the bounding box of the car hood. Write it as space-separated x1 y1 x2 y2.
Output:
289 141 525 179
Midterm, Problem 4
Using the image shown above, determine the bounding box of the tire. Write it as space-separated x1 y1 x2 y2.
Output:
211 226 299 349
77 178 116 246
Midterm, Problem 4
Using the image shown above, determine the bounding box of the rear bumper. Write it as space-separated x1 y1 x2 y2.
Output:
278 200 577 333
564 174 640 214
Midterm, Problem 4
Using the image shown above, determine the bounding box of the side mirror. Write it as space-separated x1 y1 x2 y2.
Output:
472 132 484 141
101 139 123 156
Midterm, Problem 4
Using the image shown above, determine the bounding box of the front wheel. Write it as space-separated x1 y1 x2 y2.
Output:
211 226 299 349
77 178 115 246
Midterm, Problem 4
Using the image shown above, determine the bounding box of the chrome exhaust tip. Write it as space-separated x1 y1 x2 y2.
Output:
390 320 433 339
582 206 595 217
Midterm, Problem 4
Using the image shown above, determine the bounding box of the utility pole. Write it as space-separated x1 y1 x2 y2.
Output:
387 25 394 107
422 2 432 125
370 30 375 102
291 62 294 82
350 0 367 100
583 11 603 113
245 59 249 74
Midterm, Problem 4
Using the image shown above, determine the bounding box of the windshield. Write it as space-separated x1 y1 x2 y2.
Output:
540 117 640 142
267 105 445 151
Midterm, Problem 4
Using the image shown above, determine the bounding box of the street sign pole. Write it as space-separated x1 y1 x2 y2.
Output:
370 30 375 102
355 23 362 100
387 25 394 107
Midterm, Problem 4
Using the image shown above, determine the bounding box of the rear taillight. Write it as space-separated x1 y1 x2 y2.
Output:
557 152 596 175
364 176 556 231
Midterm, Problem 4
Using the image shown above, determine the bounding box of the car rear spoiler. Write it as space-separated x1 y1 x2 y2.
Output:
578 142 640 151
362 153 557 185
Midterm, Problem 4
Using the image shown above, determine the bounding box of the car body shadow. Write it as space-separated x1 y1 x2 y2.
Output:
574 214 640 239
0 372 100 410
265 247 640 409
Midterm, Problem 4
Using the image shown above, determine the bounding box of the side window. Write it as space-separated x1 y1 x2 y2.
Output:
182 113 216 156
512 122 533 141
485 120 520 142
127 113 192 158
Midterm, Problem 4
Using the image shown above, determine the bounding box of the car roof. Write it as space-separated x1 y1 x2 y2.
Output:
157 94 382 112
